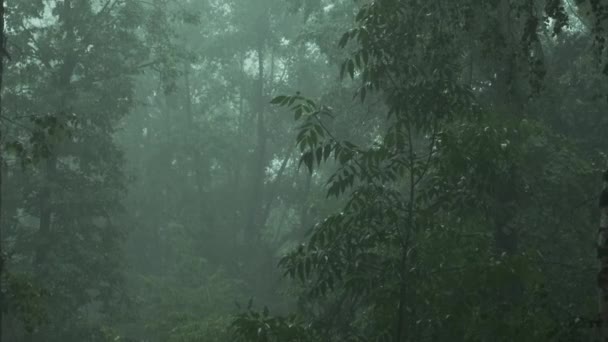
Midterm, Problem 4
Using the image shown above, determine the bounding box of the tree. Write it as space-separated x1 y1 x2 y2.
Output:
0 0 6 339
598 170 608 339
234 1 606 341
115 0 343 339
1 0 148 340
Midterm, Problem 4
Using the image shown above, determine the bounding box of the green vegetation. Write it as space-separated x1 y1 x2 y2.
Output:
0 0 607 341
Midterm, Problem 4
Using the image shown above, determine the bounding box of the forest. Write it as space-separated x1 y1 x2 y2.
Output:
0 0 608 341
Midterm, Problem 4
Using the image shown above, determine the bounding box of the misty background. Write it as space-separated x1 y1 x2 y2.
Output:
0 0 607 341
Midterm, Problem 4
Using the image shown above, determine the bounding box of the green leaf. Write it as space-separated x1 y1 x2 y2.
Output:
315 146 323 165
299 152 314 174
348 59 355 79
323 143 332 161
295 107 303 121
270 95 288 105
339 32 350 48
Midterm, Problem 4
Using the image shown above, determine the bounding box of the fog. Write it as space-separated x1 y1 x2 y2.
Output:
0 0 607 341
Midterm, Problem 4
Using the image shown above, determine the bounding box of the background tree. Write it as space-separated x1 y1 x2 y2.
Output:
1 0 607 341
2 0 148 340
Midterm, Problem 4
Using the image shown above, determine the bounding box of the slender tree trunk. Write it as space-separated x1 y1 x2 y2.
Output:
496 0 521 116
597 170 608 340
244 33 268 243
492 0 528 255
34 157 56 268
34 0 77 269
394 122 416 342
0 0 5 339
183 61 194 127
395 247 409 342
232 55 246 250
31 4 76 339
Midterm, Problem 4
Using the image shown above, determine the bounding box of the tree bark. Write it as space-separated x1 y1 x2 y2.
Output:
597 170 608 340
34 157 56 269
244 25 268 243
492 0 530 255
0 0 5 340
394 122 416 342
30 4 76 339
34 0 77 270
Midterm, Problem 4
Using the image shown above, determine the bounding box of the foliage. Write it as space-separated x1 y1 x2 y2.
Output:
2 0 148 340
1 0 606 341
234 0 606 341
232 306 314 342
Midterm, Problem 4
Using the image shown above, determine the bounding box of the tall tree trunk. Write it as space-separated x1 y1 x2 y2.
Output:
492 0 529 255
394 122 416 342
495 0 526 119
34 157 56 269
244 31 268 243
183 61 194 127
597 170 608 340
0 0 6 340
31 3 76 339
34 0 77 269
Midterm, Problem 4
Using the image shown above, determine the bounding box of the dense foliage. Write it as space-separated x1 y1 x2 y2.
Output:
0 0 606 341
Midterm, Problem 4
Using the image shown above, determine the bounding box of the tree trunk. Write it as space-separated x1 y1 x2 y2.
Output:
0 0 5 339
244 29 268 243
183 61 194 127
30 3 76 339
394 123 417 342
34 0 77 269
495 0 528 119
597 170 608 340
34 157 56 269
492 0 530 255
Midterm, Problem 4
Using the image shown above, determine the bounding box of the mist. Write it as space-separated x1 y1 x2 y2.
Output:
0 0 607 341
